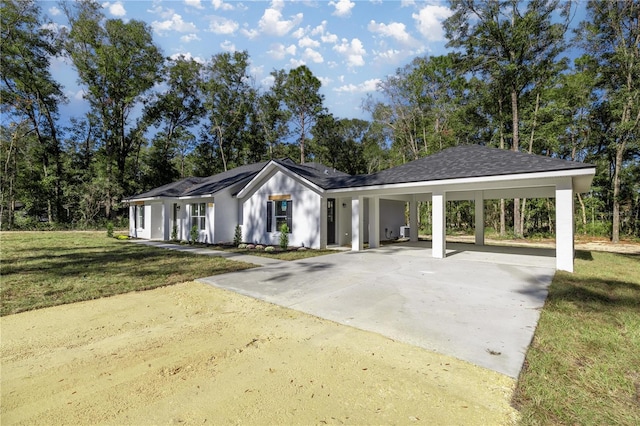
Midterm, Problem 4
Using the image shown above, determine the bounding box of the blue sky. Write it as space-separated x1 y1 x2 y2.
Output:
44 0 586 122
45 0 456 121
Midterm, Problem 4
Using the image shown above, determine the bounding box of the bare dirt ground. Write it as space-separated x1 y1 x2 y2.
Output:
1 281 518 425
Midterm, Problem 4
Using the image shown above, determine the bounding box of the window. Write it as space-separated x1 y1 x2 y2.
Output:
191 203 206 230
266 198 292 232
136 205 145 229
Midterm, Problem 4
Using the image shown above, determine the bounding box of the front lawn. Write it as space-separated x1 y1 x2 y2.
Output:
514 250 640 425
0 231 255 316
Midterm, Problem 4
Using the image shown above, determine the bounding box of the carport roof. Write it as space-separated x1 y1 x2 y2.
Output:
323 145 595 189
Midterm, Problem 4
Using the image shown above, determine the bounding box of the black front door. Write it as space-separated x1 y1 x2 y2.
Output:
327 198 336 245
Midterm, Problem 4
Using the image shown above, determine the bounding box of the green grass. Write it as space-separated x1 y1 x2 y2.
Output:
514 251 640 425
0 231 255 316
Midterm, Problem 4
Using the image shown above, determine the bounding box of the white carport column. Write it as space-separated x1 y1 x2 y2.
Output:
409 196 418 242
474 191 484 246
351 196 364 251
556 178 575 272
368 196 380 248
432 190 446 258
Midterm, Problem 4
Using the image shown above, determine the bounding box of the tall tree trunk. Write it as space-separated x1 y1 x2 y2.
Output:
299 112 306 164
612 143 625 243
498 98 506 236
520 92 540 236
511 87 521 237
577 192 587 234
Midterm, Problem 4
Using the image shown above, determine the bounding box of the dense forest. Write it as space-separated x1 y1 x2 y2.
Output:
1 0 638 240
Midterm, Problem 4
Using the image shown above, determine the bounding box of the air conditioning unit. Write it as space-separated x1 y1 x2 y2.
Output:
400 226 411 238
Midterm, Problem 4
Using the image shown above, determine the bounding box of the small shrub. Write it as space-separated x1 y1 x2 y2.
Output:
246 244 255 249
279 223 289 250
238 243 247 249
115 234 129 240
190 225 199 244
171 224 178 241
233 225 242 246
264 246 275 252
255 244 265 250
106 222 114 238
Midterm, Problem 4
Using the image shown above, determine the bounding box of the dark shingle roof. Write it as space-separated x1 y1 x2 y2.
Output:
324 145 594 189
126 162 267 200
127 145 594 200
272 159 350 189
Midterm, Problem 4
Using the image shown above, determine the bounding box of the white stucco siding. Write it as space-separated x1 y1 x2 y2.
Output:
242 170 322 248
337 197 352 246
379 199 406 240
212 189 239 243
150 202 165 240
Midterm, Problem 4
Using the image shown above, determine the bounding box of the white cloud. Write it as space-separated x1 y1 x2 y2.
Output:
401 0 415 7
298 36 320 48
49 6 61 16
102 1 126 17
241 26 260 39
207 15 239 34
413 4 453 41
368 20 417 46
170 52 205 64
73 89 87 101
220 40 236 52
181 33 201 43
152 13 198 34
212 0 234 11
303 48 323 63
333 38 366 67
311 21 338 44
329 0 355 17
289 58 306 68
185 0 204 9
318 76 333 87
291 27 306 39
41 22 67 33
258 2 303 36
267 43 297 60
147 5 175 19
334 78 380 93
261 74 276 88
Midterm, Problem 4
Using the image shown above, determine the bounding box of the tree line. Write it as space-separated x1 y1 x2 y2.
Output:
1 0 638 241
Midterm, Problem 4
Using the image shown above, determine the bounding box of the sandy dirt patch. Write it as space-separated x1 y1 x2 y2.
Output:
1 281 518 425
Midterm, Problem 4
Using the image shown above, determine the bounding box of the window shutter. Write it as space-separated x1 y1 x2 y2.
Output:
266 201 273 232
286 200 292 231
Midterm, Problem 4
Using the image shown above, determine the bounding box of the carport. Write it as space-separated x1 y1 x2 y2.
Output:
327 146 595 272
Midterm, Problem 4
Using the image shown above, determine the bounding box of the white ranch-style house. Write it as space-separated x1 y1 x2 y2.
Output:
124 145 595 272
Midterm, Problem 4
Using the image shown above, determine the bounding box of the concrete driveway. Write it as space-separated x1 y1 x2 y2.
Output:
198 242 556 378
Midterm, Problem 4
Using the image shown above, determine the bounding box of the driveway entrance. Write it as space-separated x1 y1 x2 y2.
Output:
199 242 556 378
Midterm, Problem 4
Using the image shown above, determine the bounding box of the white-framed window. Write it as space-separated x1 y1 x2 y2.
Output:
136 205 145 229
266 198 292 233
191 203 206 230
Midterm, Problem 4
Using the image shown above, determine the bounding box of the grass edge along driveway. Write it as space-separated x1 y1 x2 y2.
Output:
514 250 640 425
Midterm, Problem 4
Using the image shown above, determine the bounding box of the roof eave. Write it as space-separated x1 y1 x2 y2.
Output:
327 167 596 194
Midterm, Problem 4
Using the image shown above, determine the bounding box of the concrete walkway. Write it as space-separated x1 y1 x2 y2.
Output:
197 242 556 378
